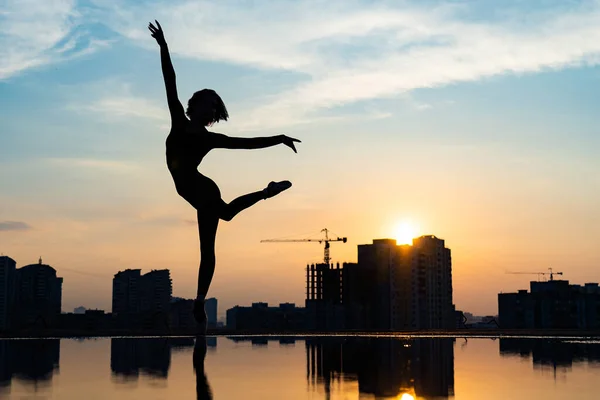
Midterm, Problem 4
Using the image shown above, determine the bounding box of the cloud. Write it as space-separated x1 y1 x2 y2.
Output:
0 0 109 79
10 0 587 130
0 221 32 231
83 0 600 129
71 94 169 122
45 157 141 172
65 80 170 126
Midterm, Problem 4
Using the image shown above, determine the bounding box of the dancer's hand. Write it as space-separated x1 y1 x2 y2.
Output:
281 135 301 153
148 20 166 46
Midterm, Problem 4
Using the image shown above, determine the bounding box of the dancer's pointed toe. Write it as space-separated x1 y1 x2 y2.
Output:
264 180 292 199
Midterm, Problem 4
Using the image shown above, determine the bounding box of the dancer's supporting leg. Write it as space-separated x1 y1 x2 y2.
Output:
194 209 218 329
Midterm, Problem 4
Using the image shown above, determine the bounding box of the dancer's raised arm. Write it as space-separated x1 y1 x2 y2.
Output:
211 133 301 153
148 20 185 124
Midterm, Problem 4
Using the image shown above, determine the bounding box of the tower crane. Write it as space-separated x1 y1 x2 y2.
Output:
260 228 347 265
506 267 564 281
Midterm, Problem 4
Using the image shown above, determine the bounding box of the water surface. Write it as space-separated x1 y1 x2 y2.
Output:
1 336 599 399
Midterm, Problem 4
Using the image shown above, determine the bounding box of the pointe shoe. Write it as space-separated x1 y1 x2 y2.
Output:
264 181 292 199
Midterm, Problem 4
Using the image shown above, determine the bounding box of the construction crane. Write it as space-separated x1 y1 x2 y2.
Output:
507 267 564 282
260 228 347 265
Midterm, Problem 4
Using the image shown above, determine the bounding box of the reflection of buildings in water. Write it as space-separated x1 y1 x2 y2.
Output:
412 338 455 398
279 337 296 346
232 337 268 346
206 337 217 348
499 338 600 372
171 337 196 352
226 336 298 346
0 339 60 389
306 337 455 399
170 337 216 352
251 338 268 346
110 338 172 380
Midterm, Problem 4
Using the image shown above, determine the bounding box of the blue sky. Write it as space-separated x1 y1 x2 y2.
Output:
1 0 600 315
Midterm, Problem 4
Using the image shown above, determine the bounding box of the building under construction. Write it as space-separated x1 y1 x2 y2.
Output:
305 262 361 330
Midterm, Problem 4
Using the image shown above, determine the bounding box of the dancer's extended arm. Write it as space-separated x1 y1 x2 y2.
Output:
148 20 185 123
212 133 301 153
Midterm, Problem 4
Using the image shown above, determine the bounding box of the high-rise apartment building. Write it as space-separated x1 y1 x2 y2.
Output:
112 269 142 318
205 298 217 328
139 269 172 315
112 269 172 328
357 239 414 330
0 256 16 330
411 236 455 329
14 258 63 327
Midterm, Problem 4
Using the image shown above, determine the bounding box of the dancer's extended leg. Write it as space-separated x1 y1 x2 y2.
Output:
219 181 292 222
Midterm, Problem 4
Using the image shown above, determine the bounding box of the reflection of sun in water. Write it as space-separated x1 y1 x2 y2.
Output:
394 221 418 245
399 394 415 400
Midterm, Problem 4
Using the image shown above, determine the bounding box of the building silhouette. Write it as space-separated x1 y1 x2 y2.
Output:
169 298 198 330
306 235 455 330
58 309 111 331
112 269 142 324
139 269 172 328
226 302 305 331
412 235 455 329
306 337 454 398
0 256 16 330
498 279 600 329
356 238 411 330
13 258 63 328
205 298 217 329
305 262 345 330
112 269 172 328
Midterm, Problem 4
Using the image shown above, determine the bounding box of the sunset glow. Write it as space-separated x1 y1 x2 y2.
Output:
394 221 418 245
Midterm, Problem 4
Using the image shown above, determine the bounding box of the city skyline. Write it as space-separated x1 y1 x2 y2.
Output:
2 232 595 320
2 0 600 316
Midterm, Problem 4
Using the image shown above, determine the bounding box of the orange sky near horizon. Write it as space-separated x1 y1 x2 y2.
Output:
3 135 599 318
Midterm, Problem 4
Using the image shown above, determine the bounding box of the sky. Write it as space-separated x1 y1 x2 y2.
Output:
1 0 600 317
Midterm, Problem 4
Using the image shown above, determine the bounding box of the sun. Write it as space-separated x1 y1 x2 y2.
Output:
394 220 418 245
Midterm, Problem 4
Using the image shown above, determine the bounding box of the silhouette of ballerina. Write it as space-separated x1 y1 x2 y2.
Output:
148 20 300 331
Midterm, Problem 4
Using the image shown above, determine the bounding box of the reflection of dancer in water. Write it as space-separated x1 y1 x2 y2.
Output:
193 336 213 400
148 20 300 331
